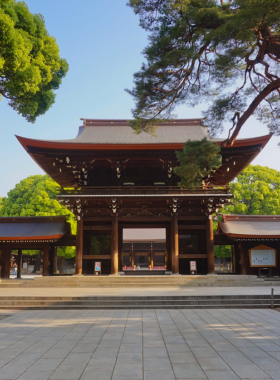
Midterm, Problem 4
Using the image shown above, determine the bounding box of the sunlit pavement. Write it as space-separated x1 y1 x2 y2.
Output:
1 286 280 297
0 309 280 379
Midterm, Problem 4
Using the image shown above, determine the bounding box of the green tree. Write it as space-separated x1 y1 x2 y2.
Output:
91 236 111 255
0 175 76 258
0 0 68 122
225 165 280 215
214 164 280 257
127 0 280 142
174 138 222 189
0 197 3 212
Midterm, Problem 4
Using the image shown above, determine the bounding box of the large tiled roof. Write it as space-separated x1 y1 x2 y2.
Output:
0 216 69 241
218 215 280 238
30 119 217 145
70 119 212 144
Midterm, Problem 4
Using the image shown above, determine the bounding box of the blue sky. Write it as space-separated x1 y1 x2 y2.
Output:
0 0 279 197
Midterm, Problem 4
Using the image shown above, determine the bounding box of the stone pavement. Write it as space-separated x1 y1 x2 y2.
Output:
0 309 280 379
1 286 280 297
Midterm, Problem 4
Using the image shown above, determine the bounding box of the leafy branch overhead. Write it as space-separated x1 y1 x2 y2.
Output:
0 0 68 122
174 138 222 190
127 0 280 143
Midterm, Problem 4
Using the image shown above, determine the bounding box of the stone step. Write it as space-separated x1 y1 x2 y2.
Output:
0 295 277 309
1 294 278 300
0 275 278 288
0 303 275 310
0 301 278 307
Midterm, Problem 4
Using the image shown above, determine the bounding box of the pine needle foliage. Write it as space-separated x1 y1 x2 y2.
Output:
127 0 280 140
174 138 222 190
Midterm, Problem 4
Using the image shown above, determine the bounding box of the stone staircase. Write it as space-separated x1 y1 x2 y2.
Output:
0 295 278 310
0 275 280 288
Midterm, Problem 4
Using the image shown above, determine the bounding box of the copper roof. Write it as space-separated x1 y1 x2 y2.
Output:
218 215 280 238
15 119 272 188
17 119 215 147
0 216 70 241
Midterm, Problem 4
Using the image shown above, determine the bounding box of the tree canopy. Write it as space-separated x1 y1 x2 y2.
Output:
0 175 76 258
0 0 68 122
225 165 280 214
174 138 222 189
214 164 280 257
127 0 280 143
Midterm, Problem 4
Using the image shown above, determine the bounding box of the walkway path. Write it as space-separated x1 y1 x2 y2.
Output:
1 286 280 297
0 308 280 379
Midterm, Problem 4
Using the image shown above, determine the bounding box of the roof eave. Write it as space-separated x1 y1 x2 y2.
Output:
16 134 272 152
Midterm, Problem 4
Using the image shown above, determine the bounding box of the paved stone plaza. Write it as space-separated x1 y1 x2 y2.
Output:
0 308 280 379
1 286 280 297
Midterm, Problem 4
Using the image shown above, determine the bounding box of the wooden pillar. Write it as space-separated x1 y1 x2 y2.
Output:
0 248 3 279
206 216 215 274
171 215 179 274
166 225 171 271
240 242 250 275
234 243 241 274
150 243 154 268
231 245 236 273
131 244 135 267
53 246 57 274
17 249 22 279
49 245 55 275
1 246 11 279
118 226 123 271
111 216 118 275
76 218 83 275
43 244 49 276
5 245 11 279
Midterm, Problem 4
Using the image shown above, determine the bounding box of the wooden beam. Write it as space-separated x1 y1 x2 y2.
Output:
179 254 207 259
178 225 206 230
178 216 207 220
83 217 112 221
206 216 215 274
82 255 111 259
120 216 171 222
83 226 111 230
111 216 118 275
76 218 83 275
120 223 169 229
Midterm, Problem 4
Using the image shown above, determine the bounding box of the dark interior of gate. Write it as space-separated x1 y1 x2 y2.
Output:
81 223 209 275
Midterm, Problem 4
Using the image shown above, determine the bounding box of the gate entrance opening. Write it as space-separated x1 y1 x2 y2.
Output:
122 228 166 273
